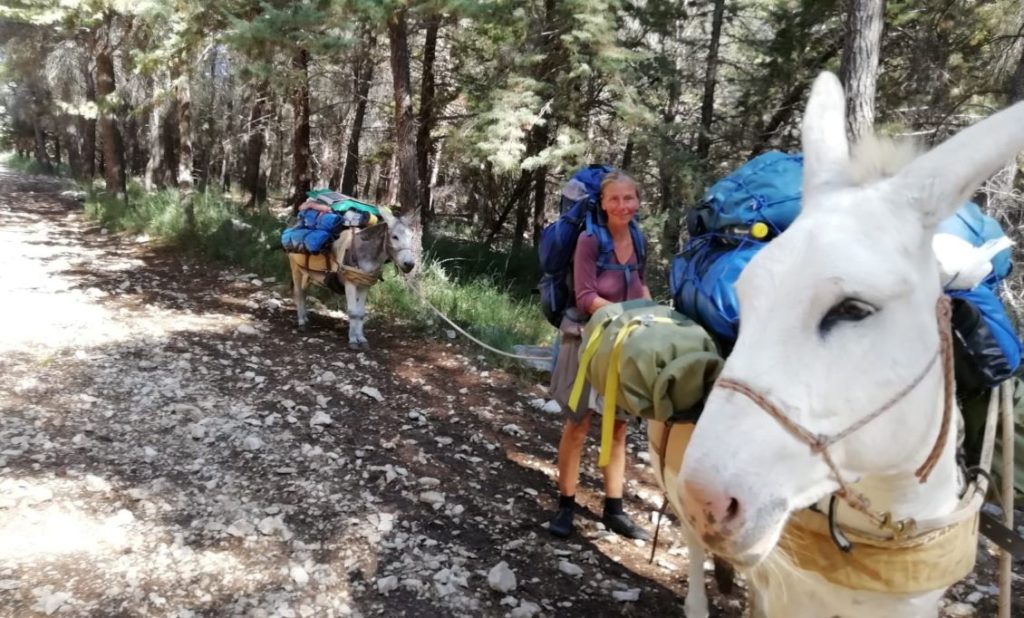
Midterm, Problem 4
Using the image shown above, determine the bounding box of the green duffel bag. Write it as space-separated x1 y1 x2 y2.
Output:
568 299 724 467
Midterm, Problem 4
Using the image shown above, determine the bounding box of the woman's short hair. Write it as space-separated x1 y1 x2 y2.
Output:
600 170 640 202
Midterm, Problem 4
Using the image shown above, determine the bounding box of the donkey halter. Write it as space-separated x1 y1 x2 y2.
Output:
717 297 954 537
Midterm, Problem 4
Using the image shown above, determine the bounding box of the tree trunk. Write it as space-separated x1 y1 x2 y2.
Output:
1012 43 1024 104
52 132 61 166
146 87 171 190
243 80 269 209
341 28 376 197
177 73 195 232
95 16 126 195
65 118 82 178
32 124 52 172
531 166 547 247
362 163 375 198
220 80 234 192
696 0 726 163
839 0 884 142
125 114 145 177
81 44 97 180
388 8 418 219
484 173 532 245
417 14 440 218
512 184 529 251
621 136 634 171
196 46 219 187
289 48 312 212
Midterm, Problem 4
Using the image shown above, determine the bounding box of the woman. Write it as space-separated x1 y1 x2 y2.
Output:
547 170 651 540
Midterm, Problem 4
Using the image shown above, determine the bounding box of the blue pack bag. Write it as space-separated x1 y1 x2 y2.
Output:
281 211 347 254
688 151 804 239
537 165 646 327
669 236 762 345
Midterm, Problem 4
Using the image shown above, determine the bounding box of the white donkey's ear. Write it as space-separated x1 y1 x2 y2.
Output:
890 101 1024 230
402 208 421 227
801 72 851 203
378 206 397 228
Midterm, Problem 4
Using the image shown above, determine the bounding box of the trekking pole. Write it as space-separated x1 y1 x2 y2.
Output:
999 380 1014 618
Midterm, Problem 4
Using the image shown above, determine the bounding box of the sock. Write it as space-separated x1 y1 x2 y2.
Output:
604 497 624 516
559 494 576 509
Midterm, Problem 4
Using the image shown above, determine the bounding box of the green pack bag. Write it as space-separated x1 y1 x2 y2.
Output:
569 299 724 466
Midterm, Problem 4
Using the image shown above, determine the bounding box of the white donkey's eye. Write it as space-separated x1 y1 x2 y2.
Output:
820 298 877 335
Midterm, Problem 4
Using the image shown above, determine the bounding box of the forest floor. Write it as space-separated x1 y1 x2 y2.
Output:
0 165 1019 617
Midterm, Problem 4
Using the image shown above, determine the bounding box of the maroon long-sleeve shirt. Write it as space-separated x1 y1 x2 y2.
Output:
573 232 647 314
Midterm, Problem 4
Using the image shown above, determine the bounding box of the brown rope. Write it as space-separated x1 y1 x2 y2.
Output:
716 297 955 531
914 296 954 483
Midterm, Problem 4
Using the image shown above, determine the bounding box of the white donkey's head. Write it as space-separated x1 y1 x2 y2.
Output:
380 208 418 274
680 72 1024 566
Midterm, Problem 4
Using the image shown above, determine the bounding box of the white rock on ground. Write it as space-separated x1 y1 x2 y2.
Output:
376 575 399 596
487 561 517 593
612 588 641 602
558 561 584 577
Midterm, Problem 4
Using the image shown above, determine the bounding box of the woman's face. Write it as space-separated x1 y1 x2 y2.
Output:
601 180 640 227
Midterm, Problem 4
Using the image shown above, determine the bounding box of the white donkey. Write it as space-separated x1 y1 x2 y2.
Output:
287 210 417 349
656 72 1024 618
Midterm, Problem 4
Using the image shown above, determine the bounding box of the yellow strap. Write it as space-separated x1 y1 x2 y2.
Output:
599 315 682 467
567 318 611 412
599 320 642 466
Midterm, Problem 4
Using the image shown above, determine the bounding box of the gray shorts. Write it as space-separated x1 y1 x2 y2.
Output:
548 312 629 425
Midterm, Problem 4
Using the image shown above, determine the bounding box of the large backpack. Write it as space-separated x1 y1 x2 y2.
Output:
281 190 384 254
537 165 646 327
670 153 1022 385
671 151 805 347
687 150 804 239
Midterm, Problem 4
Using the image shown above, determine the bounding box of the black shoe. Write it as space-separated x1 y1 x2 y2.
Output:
602 511 650 540
549 506 575 538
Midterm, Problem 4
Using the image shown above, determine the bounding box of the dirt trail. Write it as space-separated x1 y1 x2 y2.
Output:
0 167 1015 617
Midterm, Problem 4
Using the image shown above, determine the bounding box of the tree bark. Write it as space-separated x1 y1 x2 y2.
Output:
696 0 726 163
417 14 441 218
65 118 82 178
125 113 145 177
341 28 376 196
220 74 234 191
621 136 634 171
95 16 126 195
81 41 97 180
32 124 52 172
388 8 418 218
1012 43 1024 104
289 48 312 212
177 73 195 232
839 0 884 142
145 83 171 189
484 173 532 245
531 166 547 248
243 80 270 209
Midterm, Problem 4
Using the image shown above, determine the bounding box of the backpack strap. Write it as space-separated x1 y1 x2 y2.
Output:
593 218 646 291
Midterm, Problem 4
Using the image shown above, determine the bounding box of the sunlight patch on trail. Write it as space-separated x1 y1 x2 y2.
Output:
0 213 249 357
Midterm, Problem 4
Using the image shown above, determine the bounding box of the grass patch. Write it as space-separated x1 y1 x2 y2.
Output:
85 184 291 283
82 183 554 361
370 260 553 353
2 153 71 177
421 234 541 300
